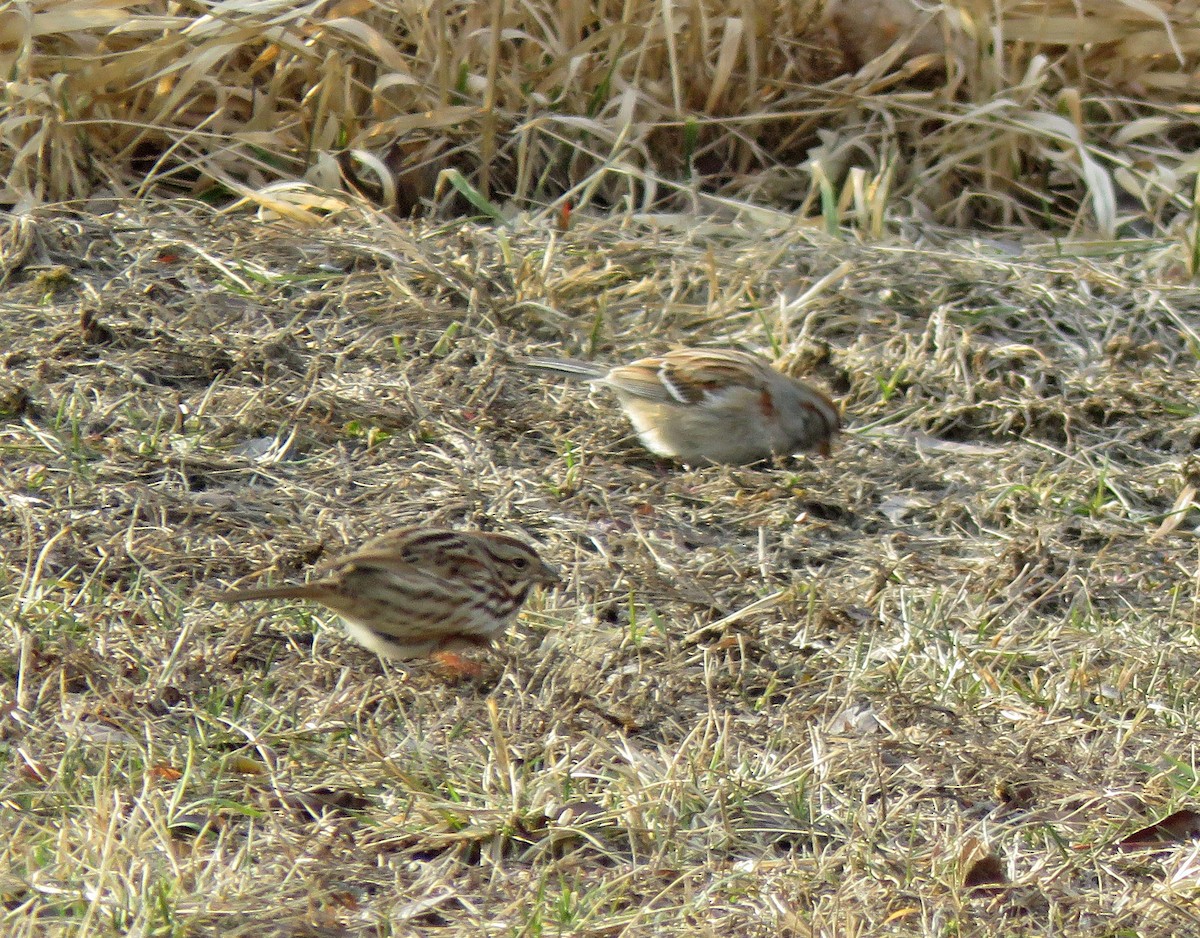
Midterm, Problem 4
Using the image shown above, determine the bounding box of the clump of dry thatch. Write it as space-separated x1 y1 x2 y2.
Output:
2 202 1200 934
3 0 1199 235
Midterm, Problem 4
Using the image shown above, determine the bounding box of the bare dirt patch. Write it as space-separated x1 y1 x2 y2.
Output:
3 204 1200 935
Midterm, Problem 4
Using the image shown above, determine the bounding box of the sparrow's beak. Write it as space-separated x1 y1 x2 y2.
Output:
537 560 562 587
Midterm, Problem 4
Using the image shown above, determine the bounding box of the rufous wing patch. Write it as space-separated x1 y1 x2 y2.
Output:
758 388 776 418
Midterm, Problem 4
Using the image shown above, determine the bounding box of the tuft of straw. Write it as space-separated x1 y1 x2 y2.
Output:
1 0 1197 232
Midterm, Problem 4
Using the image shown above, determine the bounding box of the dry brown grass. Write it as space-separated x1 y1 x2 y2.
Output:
3 0 1200 237
2 202 1200 934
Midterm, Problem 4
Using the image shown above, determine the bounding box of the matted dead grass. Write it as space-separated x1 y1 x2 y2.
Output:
3 202 1200 935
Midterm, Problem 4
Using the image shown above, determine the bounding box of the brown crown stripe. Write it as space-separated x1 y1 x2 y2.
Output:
404 530 469 548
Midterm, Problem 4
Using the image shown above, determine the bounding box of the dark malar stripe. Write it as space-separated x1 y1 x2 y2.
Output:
465 589 520 612
466 595 520 618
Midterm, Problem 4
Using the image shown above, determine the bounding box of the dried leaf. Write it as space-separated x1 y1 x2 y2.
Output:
1118 809 1200 849
960 836 1008 892
224 755 268 776
1149 483 1196 542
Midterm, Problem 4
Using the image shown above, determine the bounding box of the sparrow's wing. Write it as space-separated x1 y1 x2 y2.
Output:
333 538 496 643
609 349 767 406
333 530 485 591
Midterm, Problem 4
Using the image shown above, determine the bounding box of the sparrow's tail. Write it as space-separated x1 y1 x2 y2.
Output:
523 357 609 381
210 584 316 603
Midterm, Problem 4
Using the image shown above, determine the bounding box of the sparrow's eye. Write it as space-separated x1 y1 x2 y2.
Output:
510 556 529 569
